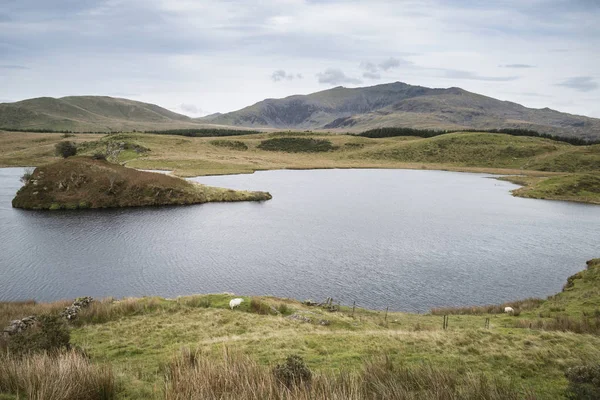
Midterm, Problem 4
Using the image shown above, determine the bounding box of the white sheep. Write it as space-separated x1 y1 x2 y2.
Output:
229 298 244 310
504 306 514 314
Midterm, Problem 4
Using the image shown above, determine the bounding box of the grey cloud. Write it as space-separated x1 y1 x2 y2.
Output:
378 57 406 71
271 70 301 82
316 69 362 85
0 64 28 69
359 61 378 73
500 64 535 68
556 76 598 92
362 72 381 80
180 103 201 114
443 69 519 82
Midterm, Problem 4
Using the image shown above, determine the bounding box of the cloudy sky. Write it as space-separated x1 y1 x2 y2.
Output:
1 0 599 117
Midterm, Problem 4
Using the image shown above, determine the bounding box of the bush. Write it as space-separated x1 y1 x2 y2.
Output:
249 298 272 315
565 364 600 399
257 137 336 153
7 314 70 355
20 167 35 184
55 141 77 158
209 140 248 151
272 355 312 388
92 152 107 160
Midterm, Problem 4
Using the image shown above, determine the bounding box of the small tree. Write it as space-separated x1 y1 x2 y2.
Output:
55 141 77 158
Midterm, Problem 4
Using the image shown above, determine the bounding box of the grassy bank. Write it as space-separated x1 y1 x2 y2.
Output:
12 157 271 210
1 260 600 399
1 130 599 204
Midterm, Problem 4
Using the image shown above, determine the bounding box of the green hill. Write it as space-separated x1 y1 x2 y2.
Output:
0 96 216 132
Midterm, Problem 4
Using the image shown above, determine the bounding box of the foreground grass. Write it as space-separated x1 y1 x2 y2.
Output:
2 260 600 398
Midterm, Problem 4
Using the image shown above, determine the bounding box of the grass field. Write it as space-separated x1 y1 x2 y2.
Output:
1 259 599 399
1 130 599 204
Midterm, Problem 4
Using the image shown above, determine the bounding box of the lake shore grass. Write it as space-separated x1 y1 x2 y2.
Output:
1 130 598 205
1 259 600 399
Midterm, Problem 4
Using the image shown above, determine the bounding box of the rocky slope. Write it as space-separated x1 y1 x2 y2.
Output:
202 82 600 140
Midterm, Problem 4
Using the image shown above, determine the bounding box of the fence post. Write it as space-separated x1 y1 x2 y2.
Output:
352 301 356 318
443 315 448 330
385 306 389 323
485 318 490 329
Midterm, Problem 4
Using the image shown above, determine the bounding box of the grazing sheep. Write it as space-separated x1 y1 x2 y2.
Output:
229 298 244 310
504 306 514 314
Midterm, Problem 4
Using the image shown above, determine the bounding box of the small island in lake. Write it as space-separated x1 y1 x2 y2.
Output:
12 156 272 210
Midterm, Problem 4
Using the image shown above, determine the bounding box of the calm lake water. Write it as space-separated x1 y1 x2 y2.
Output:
1 167 599 312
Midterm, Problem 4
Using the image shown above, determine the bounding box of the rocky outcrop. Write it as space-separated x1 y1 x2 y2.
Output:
60 296 94 320
3 316 37 337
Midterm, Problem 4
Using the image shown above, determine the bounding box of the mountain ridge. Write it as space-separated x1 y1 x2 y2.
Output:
2 83 600 140
200 82 600 140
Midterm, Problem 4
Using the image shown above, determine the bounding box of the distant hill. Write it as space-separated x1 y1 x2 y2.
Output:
3 84 600 140
0 96 206 132
200 82 600 140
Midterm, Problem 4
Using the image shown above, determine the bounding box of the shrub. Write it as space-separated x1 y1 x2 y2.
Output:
7 314 70 355
20 167 35 184
92 152 107 160
276 303 291 315
257 137 336 153
55 141 77 158
249 298 272 315
209 140 248 151
565 364 600 399
273 355 312 388
61 132 75 138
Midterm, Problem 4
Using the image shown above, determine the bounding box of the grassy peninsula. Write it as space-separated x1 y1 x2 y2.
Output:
1 129 600 204
1 259 600 399
12 156 271 210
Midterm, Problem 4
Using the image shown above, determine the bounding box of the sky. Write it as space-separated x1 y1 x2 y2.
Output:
0 0 599 118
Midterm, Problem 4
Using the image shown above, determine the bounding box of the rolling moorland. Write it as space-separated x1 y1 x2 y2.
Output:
1 129 599 204
1 259 599 399
3 82 600 140
1 84 600 398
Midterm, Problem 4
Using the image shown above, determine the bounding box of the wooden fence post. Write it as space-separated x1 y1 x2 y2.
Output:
352 301 356 318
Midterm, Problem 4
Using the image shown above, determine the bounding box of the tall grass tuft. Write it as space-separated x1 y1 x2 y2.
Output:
0 351 116 400
165 349 531 400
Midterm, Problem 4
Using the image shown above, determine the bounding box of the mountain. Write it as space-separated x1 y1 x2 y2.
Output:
201 82 600 140
3 85 600 139
0 96 203 132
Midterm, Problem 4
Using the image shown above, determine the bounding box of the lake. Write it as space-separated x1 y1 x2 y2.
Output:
1 167 598 312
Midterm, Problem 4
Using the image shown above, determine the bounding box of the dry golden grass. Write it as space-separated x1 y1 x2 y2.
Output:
165 348 532 400
0 351 115 400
